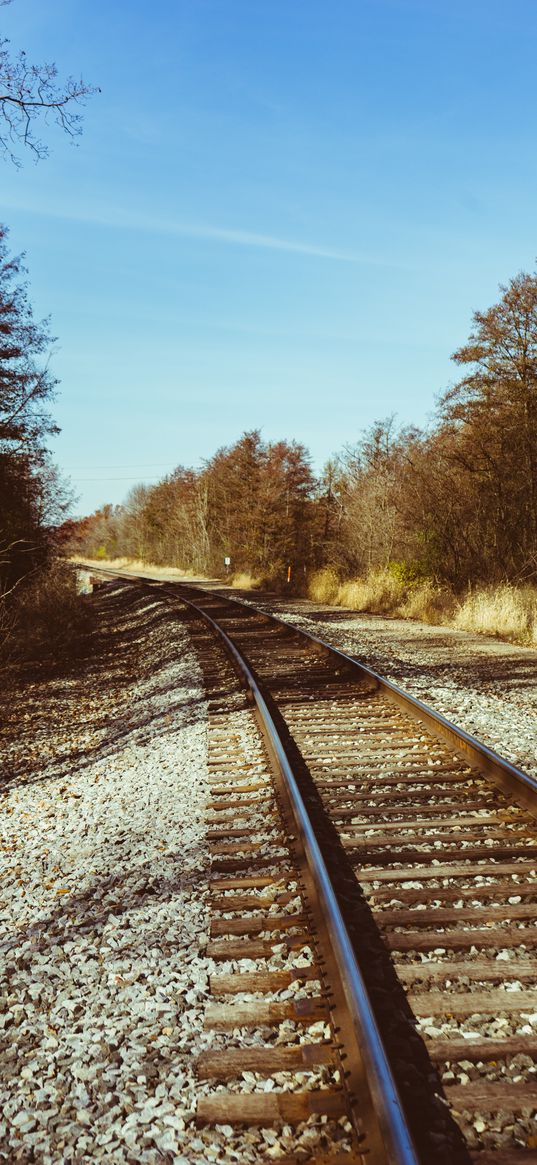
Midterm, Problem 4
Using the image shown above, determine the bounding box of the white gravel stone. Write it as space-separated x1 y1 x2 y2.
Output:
1 585 356 1162
1 590 210 1162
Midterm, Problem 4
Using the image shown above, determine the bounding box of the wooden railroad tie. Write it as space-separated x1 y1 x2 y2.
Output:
195 1089 348 1126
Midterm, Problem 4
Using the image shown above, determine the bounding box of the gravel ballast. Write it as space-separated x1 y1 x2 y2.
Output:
1 582 358 1163
1 584 213 1162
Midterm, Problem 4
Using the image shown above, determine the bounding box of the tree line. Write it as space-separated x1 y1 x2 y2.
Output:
0 224 74 602
67 431 321 585
0 2 95 654
69 266 537 592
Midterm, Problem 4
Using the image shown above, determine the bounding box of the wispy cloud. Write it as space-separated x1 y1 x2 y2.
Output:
5 196 397 266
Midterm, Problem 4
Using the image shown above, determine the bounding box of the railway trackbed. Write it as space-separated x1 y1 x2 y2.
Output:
85 569 537 1164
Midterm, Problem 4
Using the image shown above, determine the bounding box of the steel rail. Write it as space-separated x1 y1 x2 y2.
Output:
178 581 537 817
176 590 420 1165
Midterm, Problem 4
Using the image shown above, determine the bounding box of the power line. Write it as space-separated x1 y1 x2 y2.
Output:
72 475 167 482
64 462 177 470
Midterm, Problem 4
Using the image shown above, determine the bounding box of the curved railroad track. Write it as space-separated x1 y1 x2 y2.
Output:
82 568 537 1164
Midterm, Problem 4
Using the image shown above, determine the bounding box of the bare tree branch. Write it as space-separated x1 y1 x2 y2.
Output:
0 24 98 164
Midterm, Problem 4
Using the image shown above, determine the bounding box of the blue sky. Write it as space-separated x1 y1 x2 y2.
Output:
2 0 537 513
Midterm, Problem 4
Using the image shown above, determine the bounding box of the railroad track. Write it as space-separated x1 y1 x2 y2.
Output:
82 568 537 1164
180 599 403 1165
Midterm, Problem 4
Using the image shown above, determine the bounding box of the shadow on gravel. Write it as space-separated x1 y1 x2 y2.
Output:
1 580 207 793
0 578 211 1105
2 577 210 959
1 691 208 794
0 856 210 968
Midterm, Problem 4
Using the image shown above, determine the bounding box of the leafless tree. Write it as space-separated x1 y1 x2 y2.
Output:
0 0 98 164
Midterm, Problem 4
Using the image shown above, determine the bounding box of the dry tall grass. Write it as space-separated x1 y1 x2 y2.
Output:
336 569 407 615
309 567 414 615
454 584 537 643
399 579 456 623
308 566 537 639
307 566 340 604
230 571 261 590
70 557 207 580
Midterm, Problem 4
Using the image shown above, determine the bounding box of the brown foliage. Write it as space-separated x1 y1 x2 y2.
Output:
66 266 537 599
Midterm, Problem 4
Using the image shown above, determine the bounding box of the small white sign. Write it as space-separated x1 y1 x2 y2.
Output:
224 556 231 566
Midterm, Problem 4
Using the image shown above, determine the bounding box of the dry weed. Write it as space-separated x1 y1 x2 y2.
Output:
307 567 340 604
316 568 536 644
454 584 537 642
69 557 206 580
336 568 407 614
230 571 261 590
400 580 456 623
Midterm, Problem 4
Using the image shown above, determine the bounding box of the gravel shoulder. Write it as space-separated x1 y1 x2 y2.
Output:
0 582 211 1163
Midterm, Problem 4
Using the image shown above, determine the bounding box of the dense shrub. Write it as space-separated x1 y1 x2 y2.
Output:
0 563 90 663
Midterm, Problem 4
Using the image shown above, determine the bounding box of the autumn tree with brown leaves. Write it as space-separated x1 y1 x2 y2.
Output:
438 269 537 579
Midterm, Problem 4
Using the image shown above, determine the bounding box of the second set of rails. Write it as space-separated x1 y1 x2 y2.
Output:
87 569 537 1164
